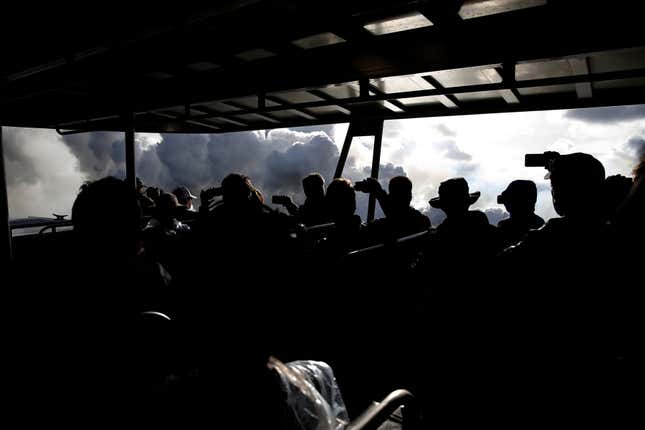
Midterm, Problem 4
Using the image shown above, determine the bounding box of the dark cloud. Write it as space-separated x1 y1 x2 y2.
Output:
265 134 339 194
627 136 645 160
421 205 446 227
3 128 39 186
288 124 335 137
58 126 407 221
436 123 457 137
565 105 645 123
434 140 472 161
455 162 480 177
62 132 127 179
483 208 508 226
536 182 551 193
4 128 84 218
358 163 406 189
383 120 405 139
445 146 472 161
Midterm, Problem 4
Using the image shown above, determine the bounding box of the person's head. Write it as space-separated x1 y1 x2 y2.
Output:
146 186 160 201
325 178 356 221
221 173 263 208
634 159 645 183
388 176 413 210
430 177 480 218
173 186 197 209
302 173 325 201
72 176 142 256
601 174 633 220
497 180 538 216
157 192 179 219
549 153 605 218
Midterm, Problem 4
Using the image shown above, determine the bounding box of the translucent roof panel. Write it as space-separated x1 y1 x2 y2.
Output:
234 48 276 61
594 77 645 91
425 65 502 87
233 113 280 123
161 106 189 116
588 47 645 74
370 74 434 93
207 117 248 127
364 12 433 36
518 84 576 96
454 90 506 102
317 82 361 99
185 61 220 72
458 0 547 20
305 105 351 116
398 95 445 107
145 71 174 80
291 32 345 49
194 101 238 113
222 96 280 109
268 109 317 121
515 59 581 81
268 90 324 104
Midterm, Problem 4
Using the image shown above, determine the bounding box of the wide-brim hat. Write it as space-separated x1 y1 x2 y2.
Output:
173 186 197 200
429 177 480 209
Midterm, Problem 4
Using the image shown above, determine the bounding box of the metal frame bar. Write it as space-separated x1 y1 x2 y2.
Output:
367 120 384 222
334 122 354 179
0 126 12 262
51 66 645 134
124 113 136 189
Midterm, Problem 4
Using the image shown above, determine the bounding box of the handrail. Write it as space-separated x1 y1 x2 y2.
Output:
347 389 418 430
344 229 432 259
38 221 73 235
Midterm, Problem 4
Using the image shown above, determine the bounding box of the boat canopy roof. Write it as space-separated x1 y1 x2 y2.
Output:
2 0 645 133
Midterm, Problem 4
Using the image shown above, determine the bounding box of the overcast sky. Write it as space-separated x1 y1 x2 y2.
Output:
4 105 645 225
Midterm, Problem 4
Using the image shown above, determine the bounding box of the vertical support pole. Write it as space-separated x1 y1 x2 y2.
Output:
334 122 354 179
367 120 384 222
124 113 136 189
0 126 12 262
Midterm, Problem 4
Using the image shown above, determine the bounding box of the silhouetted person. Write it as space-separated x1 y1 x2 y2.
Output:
498 153 622 421
196 173 293 287
359 176 431 243
146 185 161 204
14 176 175 425
612 159 645 240
274 173 330 226
601 174 633 222
147 192 190 233
428 177 501 260
172 185 198 220
497 179 544 247
503 152 607 260
143 192 191 278
314 178 365 259
299 173 329 226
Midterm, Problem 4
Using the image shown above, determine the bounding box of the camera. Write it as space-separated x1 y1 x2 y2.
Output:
354 179 371 193
525 151 560 168
272 195 293 205
200 186 223 201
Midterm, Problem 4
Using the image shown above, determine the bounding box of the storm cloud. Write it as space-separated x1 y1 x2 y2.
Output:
435 140 473 161
3 127 83 218
56 126 409 220
565 105 645 123
627 136 645 160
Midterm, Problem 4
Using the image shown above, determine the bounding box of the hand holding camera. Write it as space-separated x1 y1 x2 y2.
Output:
525 151 560 170
200 186 223 202
272 195 294 206
354 177 383 194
